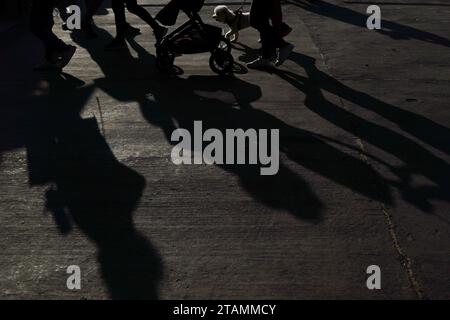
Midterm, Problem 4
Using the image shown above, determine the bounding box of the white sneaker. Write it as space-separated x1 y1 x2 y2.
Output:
276 43 295 66
247 57 274 69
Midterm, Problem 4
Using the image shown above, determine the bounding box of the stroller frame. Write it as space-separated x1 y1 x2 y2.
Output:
156 7 234 75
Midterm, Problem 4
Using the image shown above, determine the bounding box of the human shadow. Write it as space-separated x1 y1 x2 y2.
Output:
132 40 395 219
73 27 395 221
71 28 323 221
265 50 450 212
231 42 450 156
23 69 162 299
289 0 450 48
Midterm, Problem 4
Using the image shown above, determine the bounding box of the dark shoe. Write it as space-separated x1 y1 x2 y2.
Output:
104 38 127 51
276 43 295 66
81 23 98 39
154 26 168 43
125 24 141 36
56 45 77 69
280 23 293 38
247 57 274 69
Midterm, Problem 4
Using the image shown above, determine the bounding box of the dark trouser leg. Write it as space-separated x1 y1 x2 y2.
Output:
111 0 127 39
250 0 287 59
124 0 160 30
30 0 67 62
269 0 283 32
57 1 70 23
83 0 104 25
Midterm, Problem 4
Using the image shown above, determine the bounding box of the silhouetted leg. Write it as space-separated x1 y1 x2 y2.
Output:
124 0 160 31
30 0 68 62
111 0 127 39
250 0 287 59
57 1 70 24
269 0 283 32
83 0 104 24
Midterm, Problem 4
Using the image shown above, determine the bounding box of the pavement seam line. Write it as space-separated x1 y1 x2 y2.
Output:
380 205 425 299
356 140 425 299
312 37 426 298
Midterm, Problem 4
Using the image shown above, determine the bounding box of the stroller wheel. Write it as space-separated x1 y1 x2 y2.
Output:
209 49 234 75
217 37 232 53
156 52 175 72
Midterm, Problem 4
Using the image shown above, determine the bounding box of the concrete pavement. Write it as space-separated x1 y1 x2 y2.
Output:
0 0 449 299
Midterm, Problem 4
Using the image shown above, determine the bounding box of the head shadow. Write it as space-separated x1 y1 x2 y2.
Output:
25 68 163 299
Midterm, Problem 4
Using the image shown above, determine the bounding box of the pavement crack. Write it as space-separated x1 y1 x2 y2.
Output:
311 35 426 299
347 90 425 299
380 205 426 299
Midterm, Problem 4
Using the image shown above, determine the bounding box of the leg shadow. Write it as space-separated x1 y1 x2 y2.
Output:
274 52 450 212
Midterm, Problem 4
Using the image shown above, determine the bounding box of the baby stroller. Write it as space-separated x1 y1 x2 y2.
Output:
155 0 234 75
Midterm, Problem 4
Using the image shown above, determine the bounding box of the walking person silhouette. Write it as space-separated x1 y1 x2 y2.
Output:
30 0 77 70
81 0 141 39
247 0 294 69
105 0 168 50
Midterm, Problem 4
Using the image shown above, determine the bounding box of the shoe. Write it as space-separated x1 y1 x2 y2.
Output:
154 26 168 43
56 45 77 69
247 57 274 69
81 23 98 39
104 38 127 51
280 23 293 38
125 24 141 36
276 43 295 66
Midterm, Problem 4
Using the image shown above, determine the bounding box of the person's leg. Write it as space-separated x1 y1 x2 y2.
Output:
269 0 283 32
268 0 294 66
124 0 159 30
80 0 103 37
82 0 104 30
57 0 70 25
124 0 167 40
249 0 293 68
84 0 104 22
249 0 276 61
112 0 127 39
30 0 68 62
104 0 129 49
268 0 292 39
30 0 76 68
83 0 140 39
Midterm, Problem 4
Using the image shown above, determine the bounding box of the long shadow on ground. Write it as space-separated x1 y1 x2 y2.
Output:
72 27 393 222
289 0 450 48
237 43 450 214
0 27 163 298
